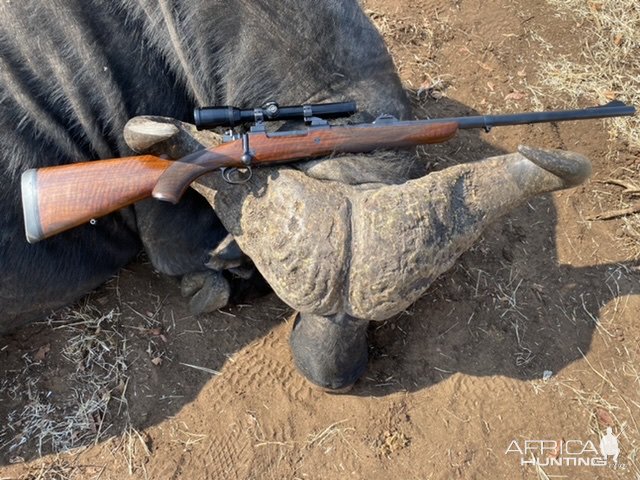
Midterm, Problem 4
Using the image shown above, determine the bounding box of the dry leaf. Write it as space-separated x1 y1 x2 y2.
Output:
596 408 615 427
151 357 163 366
504 91 527 101
34 343 50 362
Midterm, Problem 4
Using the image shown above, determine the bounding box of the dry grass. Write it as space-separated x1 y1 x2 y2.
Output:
366 8 452 88
0 303 129 460
532 0 640 255
535 0 639 149
560 373 639 477
13 456 106 480
586 173 640 259
111 425 151 477
306 420 357 457
0 299 164 476
247 413 359 459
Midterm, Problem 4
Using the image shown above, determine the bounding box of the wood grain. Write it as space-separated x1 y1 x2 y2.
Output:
24 156 172 242
153 121 460 202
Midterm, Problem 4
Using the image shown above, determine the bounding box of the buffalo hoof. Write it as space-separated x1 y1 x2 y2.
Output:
181 270 230 314
290 312 369 391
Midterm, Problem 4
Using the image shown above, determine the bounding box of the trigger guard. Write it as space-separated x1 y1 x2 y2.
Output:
221 167 253 184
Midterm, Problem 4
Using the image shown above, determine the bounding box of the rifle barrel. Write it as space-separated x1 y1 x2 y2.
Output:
433 101 636 131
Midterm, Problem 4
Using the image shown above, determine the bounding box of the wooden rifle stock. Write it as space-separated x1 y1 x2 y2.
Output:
22 121 459 243
21 156 172 243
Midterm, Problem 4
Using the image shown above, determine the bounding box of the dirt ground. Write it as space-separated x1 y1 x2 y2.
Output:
1 0 639 478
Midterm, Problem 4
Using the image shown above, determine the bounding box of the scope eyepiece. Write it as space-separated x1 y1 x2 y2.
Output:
193 101 357 130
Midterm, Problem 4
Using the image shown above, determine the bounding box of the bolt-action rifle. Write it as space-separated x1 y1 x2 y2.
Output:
21 100 635 243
